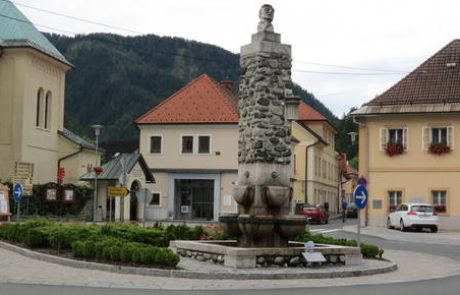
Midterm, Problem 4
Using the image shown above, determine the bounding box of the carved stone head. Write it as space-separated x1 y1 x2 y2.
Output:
257 4 275 32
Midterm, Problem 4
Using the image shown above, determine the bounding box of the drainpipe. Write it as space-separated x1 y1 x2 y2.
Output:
353 116 369 226
57 146 83 181
305 140 321 205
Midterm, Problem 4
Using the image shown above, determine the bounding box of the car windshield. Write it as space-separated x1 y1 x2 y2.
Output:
411 205 434 213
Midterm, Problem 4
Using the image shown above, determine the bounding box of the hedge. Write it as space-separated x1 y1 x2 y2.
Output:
296 230 384 259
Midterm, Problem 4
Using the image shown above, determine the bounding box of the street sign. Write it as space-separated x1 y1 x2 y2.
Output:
13 183 23 203
353 184 368 209
107 186 129 197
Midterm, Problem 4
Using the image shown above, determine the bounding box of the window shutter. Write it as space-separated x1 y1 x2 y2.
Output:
448 126 454 150
379 128 387 151
403 127 408 150
422 127 431 150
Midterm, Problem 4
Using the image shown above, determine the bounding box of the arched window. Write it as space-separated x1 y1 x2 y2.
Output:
44 91 52 129
36 88 44 127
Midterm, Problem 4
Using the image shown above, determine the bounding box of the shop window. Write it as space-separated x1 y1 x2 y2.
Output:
432 190 447 213
388 191 402 212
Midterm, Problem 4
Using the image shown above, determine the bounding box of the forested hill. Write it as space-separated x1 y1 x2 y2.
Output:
46 33 338 148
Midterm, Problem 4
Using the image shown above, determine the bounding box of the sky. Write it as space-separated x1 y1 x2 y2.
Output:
8 0 460 117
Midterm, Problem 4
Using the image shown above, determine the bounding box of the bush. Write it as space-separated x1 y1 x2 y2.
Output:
0 219 183 267
360 243 380 258
296 230 383 259
109 246 121 262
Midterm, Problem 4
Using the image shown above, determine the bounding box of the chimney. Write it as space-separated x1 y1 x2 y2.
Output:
220 80 234 92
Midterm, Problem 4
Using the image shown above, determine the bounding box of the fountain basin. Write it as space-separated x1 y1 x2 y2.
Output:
170 240 362 268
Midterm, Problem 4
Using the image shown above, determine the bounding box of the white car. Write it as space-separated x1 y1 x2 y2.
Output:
387 203 438 232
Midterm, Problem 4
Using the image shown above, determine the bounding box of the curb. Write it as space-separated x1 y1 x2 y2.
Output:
0 241 397 280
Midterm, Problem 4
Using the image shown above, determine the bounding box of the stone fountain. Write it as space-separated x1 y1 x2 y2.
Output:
219 3 305 248
170 5 362 268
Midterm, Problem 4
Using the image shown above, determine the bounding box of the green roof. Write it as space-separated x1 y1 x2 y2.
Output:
80 153 155 183
0 0 71 66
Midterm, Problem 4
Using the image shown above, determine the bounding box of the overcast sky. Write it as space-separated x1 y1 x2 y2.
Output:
10 0 460 117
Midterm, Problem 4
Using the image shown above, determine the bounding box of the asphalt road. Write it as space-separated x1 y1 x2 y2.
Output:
1 218 459 295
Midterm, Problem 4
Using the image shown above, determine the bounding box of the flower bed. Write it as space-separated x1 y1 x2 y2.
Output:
0 220 201 267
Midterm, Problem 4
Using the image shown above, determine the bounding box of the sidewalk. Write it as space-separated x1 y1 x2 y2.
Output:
343 225 460 245
1 242 460 290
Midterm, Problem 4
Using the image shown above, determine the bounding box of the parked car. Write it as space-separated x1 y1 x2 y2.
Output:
347 202 358 218
387 203 438 232
298 204 329 224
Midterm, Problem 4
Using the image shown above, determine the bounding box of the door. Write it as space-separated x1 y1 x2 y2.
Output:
175 179 214 220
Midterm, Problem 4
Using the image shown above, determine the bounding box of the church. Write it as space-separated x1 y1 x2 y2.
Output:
0 0 98 187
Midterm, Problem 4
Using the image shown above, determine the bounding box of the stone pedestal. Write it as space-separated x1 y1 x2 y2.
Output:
220 5 305 248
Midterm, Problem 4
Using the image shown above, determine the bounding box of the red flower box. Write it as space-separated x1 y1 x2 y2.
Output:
385 143 404 156
429 143 450 155
93 166 104 175
434 205 446 213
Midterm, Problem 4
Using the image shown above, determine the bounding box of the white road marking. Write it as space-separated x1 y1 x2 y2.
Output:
310 228 342 234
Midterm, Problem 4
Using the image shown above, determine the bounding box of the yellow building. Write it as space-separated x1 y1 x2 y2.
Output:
291 102 339 214
0 1 98 185
352 39 460 230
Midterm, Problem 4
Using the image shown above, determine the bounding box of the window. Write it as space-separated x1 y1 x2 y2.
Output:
150 136 162 154
198 135 210 154
36 88 44 127
388 191 402 212
44 91 51 129
149 192 160 206
181 136 194 154
432 128 447 145
380 127 408 150
422 126 454 151
432 190 447 213
388 128 403 144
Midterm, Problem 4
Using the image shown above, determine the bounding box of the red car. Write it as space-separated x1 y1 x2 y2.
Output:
298 204 329 224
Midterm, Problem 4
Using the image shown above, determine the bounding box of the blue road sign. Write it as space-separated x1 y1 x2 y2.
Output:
353 184 368 209
13 183 23 203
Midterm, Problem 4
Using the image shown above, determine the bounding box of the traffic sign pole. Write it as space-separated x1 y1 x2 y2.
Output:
357 209 361 248
353 184 368 249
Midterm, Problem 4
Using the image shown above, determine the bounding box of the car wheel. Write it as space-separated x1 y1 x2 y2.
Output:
400 219 406 232
387 218 393 229
431 226 438 233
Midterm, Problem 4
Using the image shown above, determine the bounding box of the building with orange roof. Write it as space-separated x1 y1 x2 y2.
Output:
136 74 339 221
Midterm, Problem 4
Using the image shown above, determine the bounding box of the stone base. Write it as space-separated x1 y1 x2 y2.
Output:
170 240 362 269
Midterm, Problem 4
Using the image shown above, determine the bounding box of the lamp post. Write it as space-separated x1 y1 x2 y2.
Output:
91 124 103 223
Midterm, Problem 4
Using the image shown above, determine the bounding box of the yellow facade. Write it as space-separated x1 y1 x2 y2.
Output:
291 121 339 214
357 114 460 229
0 48 71 183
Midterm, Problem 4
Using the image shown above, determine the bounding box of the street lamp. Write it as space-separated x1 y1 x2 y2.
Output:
91 124 103 222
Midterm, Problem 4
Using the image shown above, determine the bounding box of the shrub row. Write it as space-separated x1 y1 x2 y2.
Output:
296 230 384 259
71 236 179 267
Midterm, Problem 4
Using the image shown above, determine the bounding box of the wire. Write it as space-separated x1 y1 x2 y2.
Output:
0 3 408 77
292 69 405 76
293 60 408 74
0 13 76 35
9 0 143 35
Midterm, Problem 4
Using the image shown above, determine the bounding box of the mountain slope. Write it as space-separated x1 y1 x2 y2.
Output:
46 33 338 146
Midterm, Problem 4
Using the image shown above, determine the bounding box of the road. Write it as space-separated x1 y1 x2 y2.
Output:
1 218 459 295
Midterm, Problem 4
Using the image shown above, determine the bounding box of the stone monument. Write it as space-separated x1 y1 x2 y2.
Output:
220 4 305 248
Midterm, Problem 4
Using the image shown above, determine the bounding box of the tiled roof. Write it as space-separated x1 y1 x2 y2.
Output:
298 101 327 121
0 0 71 66
136 74 239 124
80 153 155 183
59 128 96 150
366 39 460 106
